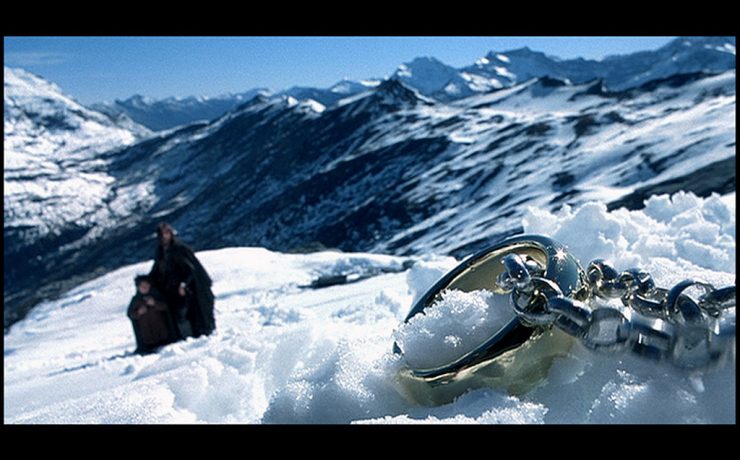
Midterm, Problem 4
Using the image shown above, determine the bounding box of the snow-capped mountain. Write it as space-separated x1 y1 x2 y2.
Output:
395 36 736 100
87 37 736 135
283 78 381 108
92 89 272 132
93 79 383 133
393 57 476 100
4 67 149 157
3 39 736 331
329 78 382 95
4 67 152 324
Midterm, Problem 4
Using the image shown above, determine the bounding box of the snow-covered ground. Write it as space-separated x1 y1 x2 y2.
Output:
4 192 734 424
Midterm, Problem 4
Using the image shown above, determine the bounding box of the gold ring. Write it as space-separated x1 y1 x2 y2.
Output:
393 234 589 405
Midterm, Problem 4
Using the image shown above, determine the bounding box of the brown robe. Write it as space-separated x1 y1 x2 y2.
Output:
127 288 176 353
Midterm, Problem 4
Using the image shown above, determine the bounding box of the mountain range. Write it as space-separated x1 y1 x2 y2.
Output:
93 37 736 131
93 79 383 132
3 36 736 329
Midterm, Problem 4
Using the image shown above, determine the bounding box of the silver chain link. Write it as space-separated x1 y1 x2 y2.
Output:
497 254 736 370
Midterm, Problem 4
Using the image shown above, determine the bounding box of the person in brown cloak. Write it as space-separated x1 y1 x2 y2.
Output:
127 275 177 354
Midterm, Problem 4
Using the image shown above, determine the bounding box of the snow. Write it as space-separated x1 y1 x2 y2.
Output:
4 192 734 424
330 79 379 95
10 58 732 288
3 42 737 424
4 67 140 161
360 79 382 87
300 98 326 114
394 57 469 97
4 67 145 237
460 72 503 92
494 66 516 80
393 289 514 370
523 191 735 274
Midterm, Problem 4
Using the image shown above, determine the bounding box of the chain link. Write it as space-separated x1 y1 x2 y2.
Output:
499 255 736 370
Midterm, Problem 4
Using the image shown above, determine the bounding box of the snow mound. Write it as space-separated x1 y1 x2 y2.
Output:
523 191 736 277
4 193 735 424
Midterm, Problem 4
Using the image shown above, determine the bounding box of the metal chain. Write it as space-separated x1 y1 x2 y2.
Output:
498 254 736 370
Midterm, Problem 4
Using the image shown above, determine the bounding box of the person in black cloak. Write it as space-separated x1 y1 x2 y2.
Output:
148 222 216 339
127 274 177 354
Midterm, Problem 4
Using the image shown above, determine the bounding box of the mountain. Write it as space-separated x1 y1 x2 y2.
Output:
597 36 737 90
394 36 736 100
329 78 382 95
4 67 150 155
87 37 736 135
283 78 381 108
94 79 382 133
3 39 736 329
393 57 478 101
4 67 153 325
4 66 150 254
93 89 271 132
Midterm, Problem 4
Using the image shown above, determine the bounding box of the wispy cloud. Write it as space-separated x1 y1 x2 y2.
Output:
5 51 72 67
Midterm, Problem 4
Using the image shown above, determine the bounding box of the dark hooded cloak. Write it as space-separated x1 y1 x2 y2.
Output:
148 225 216 338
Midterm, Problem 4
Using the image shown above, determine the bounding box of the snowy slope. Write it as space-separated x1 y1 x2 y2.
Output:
3 67 149 154
374 70 736 255
4 67 150 233
4 192 734 424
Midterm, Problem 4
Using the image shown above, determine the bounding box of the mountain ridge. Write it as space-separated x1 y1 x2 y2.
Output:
90 37 736 132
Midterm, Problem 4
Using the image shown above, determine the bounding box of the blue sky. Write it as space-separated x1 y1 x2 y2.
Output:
4 36 676 104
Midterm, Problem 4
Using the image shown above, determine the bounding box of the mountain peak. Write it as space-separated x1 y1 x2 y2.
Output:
505 46 543 57
373 78 433 106
5 66 52 84
406 56 447 66
238 91 274 109
4 66 147 138
508 46 533 53
120 94 155 107
5 67 70 105
329 78 380 95
396 56 456 77
393 56 465 98
281 95 325 114
675 36 735 47
668 36 736 57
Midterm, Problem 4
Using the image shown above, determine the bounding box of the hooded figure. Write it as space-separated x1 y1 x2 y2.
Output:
148 223 216 339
